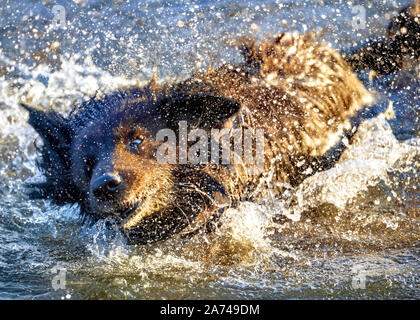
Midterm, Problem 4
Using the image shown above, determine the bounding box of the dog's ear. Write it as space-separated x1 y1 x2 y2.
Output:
21 104 79 203
21 104 73 150
160 94 241 130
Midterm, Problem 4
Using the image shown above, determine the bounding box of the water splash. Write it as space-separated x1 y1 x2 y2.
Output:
0 0 418 300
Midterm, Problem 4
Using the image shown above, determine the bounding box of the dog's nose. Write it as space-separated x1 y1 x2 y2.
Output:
91 173 122 200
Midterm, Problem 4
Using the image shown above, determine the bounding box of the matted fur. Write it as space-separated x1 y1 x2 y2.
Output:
24 33 374 243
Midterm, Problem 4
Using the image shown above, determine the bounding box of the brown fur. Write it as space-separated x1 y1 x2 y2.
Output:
24 32 373 244
121 33 373 236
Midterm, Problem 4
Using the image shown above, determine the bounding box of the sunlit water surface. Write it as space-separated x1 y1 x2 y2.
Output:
0 0 418 299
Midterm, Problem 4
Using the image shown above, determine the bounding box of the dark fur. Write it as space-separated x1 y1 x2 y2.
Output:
23 88 238 243
346 1 419 75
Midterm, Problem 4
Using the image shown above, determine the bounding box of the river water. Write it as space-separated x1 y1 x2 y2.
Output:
0 0 418 299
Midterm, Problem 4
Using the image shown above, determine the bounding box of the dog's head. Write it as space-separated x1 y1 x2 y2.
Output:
22 87 240 243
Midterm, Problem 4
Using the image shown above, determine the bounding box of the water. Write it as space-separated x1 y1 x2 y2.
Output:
0 0 419 299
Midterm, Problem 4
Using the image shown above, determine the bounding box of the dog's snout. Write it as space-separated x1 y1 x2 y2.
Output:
91 173 122 200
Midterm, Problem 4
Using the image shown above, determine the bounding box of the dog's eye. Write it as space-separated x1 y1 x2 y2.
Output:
127 139 143 153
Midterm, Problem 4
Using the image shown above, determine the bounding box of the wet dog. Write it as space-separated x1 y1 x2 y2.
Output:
23 31 376 244
346 0 419 76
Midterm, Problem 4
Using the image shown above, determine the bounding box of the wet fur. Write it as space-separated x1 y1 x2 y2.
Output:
23 32 374 244
346 1 419 76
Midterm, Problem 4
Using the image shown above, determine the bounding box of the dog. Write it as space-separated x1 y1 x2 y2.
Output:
24 2 418 244
22 31 375 244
